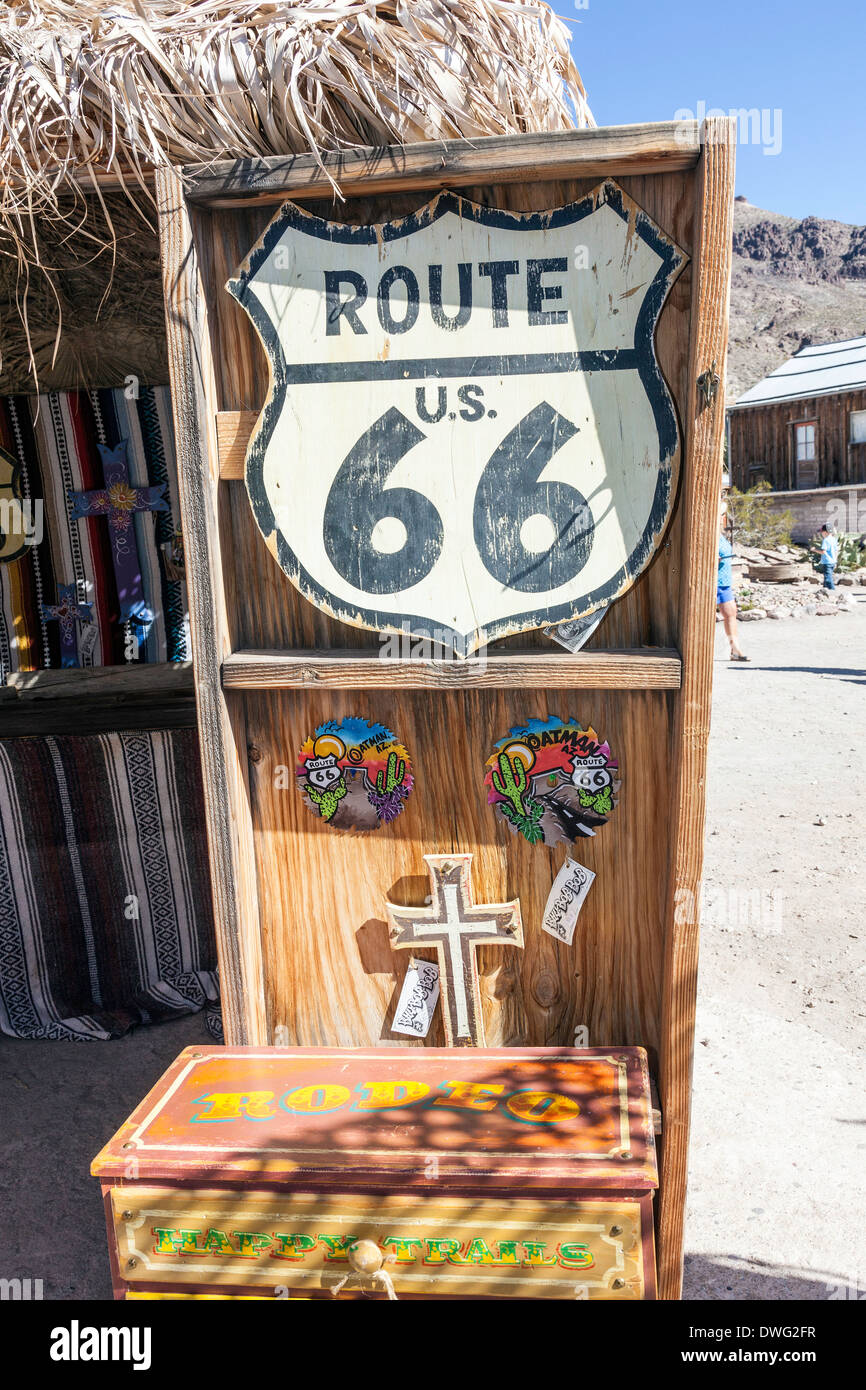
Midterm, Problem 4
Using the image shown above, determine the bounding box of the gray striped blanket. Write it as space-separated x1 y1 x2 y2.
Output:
0 729 220 1040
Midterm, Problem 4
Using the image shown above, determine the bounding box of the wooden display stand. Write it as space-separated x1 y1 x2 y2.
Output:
154 120 735 1299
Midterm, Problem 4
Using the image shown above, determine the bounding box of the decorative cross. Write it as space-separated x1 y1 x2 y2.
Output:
386 854 523 1047
41 583 93 668
69 440 168 622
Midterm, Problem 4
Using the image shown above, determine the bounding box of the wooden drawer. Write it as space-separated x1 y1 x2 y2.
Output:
108 1186 654 1300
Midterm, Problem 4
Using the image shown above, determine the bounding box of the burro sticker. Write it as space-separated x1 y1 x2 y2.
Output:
297 717 413 831
485 716 620 847
227 181 686 656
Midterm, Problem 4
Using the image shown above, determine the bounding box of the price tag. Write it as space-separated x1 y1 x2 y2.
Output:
78 623 98 663
541 858 595 946
545 603 608 653
392 958 441 1038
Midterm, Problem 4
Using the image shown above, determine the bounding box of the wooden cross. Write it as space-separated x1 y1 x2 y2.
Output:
41 583 93 668
386 854 523 1046
69 440 168 622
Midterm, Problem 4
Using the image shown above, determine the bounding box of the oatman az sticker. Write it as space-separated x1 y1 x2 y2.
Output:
227 181 686 656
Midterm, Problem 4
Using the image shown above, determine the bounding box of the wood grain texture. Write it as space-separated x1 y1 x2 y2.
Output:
216 411 254 480
222 649 683 691
0 700 197 738
0 660 196 736
243 686 671 1055
6 662 193 699
160 129 732 1301
185 124 701 208
174 152 698 1054
155 167 268 1046
656 119 736 1301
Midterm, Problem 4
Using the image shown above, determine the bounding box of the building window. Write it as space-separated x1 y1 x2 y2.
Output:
794 421 818 488
850 410 866 445
795 421 816 460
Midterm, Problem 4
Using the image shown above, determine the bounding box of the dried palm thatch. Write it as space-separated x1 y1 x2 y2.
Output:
0 0 591 389
0 193 169 392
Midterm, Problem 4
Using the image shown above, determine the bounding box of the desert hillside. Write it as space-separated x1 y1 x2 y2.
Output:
727 197 866 401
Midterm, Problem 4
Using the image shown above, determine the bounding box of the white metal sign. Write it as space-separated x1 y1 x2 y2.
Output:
228 181 686 656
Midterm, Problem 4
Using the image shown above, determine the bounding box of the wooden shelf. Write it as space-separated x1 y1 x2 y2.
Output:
222 648 682 692
0 663 197 736
4 662 194 701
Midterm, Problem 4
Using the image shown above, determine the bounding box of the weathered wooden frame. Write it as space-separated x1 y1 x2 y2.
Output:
155 120 735 1300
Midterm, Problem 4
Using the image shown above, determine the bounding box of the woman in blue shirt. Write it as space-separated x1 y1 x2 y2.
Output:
718 503 749 661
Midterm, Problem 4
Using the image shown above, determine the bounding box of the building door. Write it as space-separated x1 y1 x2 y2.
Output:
793 421 818 488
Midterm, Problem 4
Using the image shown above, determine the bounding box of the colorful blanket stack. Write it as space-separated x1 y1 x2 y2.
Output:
0 386 189 677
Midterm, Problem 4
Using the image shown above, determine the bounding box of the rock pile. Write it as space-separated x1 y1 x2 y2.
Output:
729 542 865 621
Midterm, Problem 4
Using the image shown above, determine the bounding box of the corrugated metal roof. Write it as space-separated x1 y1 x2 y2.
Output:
732 334 866 408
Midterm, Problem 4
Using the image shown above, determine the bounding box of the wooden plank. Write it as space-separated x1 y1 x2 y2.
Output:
656 118 737 1301
222 648 682 691
155 166 268 1047
5 662 193 700
244 685 671 1053
0 700 198 739
216 411 254 480
184 124 701 207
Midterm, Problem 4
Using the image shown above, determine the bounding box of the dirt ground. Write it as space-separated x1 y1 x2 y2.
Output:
685 595 866 1299
1 599 864 1301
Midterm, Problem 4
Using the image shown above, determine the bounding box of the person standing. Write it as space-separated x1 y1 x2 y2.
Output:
718 502 749 661
817 524 838 590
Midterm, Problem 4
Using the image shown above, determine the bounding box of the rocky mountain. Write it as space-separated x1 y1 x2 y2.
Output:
727 197 866 402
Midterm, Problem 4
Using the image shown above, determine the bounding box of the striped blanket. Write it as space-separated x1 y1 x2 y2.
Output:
0 387 189 678
0 728 220 1040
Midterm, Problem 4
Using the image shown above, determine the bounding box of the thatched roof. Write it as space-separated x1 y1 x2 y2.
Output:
0 1 591 391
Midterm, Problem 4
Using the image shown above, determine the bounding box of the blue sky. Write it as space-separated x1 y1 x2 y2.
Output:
566 0 865 225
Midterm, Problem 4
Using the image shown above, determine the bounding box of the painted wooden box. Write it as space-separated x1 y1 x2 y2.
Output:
92 1044 657 1300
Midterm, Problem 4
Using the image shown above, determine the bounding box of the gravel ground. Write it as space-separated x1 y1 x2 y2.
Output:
1 600 863 1301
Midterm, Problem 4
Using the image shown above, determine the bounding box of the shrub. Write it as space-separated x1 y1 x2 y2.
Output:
728 480 795 549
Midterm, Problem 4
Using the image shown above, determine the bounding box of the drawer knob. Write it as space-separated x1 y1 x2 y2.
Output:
331 1240 398 1301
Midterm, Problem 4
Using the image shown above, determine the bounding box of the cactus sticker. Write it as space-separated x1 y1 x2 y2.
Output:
297 718 413 831
485 717 619 848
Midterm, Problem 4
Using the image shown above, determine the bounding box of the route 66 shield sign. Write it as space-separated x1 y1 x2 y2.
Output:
227 180 686 656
